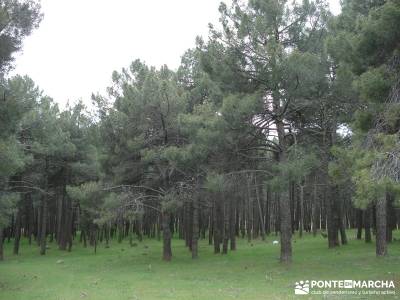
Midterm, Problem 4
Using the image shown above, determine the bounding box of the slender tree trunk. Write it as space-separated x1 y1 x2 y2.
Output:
246 177 252 243
229 195 236 250
137 215 143 242
312 180 319 237
13 209 21 255
94 228 97 254
279 189 292 263
0 228 4 261
338 196 347 245
40 197 48 255
326 185 339 248
117 220 123 243
299 183 304 238
376 193 387 257
363 206 372 243
222 198 229 255
209 205 213 245
28 201 34 245
157 214 161 241
276 114 292 263
56 195 62 244
105 223 110 248
82 230 87 248
129 220 134 247
67 201 73 252
356 209 363 240
339 221 348 245
386 194 395 243
162 212 172 261
213 198 221 254
240 196 245 239
40 158 49 255
192 196 199 259
255 176 266 241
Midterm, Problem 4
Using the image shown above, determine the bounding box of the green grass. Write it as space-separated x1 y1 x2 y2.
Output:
0 231 399 300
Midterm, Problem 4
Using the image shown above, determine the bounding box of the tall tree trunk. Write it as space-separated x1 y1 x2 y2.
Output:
279 189 292 263
229 195 236 250
191 196 199 259
56 195 62 244
326 185 339 248
386 194 395 243
213 198 221 254
13 209 21 255
356 209 363 239
339 220 348 245
208 206 213 245
26 193 34 245
276 114 292 263
246 176 253 243
222 198 229 255
94 227 97 254
129 220 134 247
162 212 172 261
240 196 245 239
338 196 347 245
299 183 304 238
0 228 4 261
105 223 110 248
376 193 387 257
40 197 48 255
312 180 319 237
137 215 143 242
40 158 49 255
82 230 87 248
255 176 266 241
67 200 73 252
364 206 372 243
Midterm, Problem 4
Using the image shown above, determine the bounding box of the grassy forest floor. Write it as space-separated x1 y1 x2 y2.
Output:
0 230 399 300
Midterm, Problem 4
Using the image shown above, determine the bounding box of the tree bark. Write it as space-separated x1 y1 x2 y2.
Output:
40 197 48 255
129 220 134 247
326 185 339 248
246 176 253 243
162 212 172 261
279 189 292 263
312 180 319 237
222 198 229 255
356 209 363 240
213 198 221 254
0 228 4 261
191 196 199 259
255 176 266 241
299 183 304 238
229 196 236 250
13 209 21 255
40 157 49 255
386 194 395 243
94 228 97 254
276 114 292 263
338 197 347 245
364 206 372 243
375 193 387 257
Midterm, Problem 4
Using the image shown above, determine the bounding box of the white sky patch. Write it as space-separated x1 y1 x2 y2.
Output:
11 0 341 108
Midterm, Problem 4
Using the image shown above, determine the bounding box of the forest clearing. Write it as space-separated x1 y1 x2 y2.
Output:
1 231 399 300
